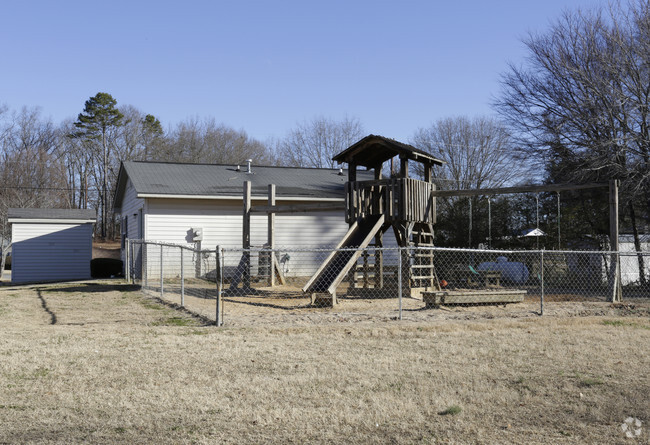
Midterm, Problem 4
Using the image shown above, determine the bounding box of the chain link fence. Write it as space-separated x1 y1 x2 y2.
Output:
126 240 650 326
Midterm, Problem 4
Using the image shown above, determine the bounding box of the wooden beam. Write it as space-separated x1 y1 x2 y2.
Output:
243 181 251 249
268 184 276 287
251 203 345 214
267 184 275 247
400 156 409 178
424 164 432 183
609 180 619 252
609 179 622 302
349 162 357 183
430 182 608 198
242 181 251 289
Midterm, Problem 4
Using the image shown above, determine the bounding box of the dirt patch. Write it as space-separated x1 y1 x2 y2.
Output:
92 241 121 260
147 280 650 327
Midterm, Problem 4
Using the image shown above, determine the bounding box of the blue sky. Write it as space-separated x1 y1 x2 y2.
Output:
1 0 601 144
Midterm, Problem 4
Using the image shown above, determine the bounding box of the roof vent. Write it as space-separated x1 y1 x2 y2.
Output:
246 159 253 174
338 168 344 176
235 165 241 172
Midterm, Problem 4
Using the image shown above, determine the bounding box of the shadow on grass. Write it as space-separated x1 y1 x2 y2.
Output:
222 297 313 311
36 288 57 325
144 294 216 327
39 282 141 294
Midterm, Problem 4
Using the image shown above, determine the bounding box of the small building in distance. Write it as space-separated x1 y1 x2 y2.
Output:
8 208 96 283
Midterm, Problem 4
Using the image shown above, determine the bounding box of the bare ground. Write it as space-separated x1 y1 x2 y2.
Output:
0 281 648 444
92 241 121 260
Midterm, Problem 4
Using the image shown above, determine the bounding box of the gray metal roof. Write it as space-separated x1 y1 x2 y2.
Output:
8 208 97 221
114 161 373 210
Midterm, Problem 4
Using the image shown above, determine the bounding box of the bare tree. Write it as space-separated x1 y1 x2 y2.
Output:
57 119 95 209
495 1 650 206
412 116 519 189
159 117 272 165
276 116 364 168
411 116 521 247
495 0 650 276
0 107 69 278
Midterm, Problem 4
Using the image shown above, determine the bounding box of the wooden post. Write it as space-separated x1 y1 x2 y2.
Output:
348 162 357 183
268 184 276 286
348 162 357 228
216 245 223 326
423 162 432 183
375 230 384 289
194 240 202 278
609 180 622 302
399 155 409 178
243 181 251 290
373 164 382 216
180 247 184 307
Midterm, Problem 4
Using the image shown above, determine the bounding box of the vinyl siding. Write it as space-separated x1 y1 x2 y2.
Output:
120 178 145 241
11 222 93 283
145 198 350 249
142 198 353 278
123 193 397 280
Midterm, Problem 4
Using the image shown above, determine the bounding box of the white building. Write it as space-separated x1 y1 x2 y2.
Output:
619 234 650 285
8 208 96 283
112 161 376 278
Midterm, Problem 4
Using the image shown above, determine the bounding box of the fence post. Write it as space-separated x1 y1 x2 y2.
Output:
143 242 148 289
180 247 185 307
398 246 403 320
125 239 131 283
160 244 164 299
216 245 223 326
609 179 622 302
539 249 544 316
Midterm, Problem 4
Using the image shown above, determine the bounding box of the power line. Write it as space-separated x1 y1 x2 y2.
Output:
0 185 101 192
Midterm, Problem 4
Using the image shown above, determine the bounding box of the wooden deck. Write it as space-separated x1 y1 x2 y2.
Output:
422 289 526 308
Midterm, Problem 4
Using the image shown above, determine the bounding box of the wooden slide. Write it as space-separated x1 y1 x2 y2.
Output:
302 214 385 297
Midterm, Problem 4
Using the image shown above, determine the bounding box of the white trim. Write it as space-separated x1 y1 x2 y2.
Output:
8 218 96 224
137 193 343 202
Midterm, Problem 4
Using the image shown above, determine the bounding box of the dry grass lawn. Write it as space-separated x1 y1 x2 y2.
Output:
0 281 648 444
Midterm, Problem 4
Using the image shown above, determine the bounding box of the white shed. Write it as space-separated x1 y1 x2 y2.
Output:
8 208 97 283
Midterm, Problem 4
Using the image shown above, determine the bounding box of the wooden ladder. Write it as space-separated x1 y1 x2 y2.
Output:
409 223 440 297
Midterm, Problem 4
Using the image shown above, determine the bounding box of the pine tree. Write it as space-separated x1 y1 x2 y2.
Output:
71 92 124 239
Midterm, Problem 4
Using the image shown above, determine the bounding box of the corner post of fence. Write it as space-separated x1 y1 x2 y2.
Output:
180 247 185 307
609 179 622 302
160 244 164 298
398 246 403 320
539 249 544 316
125 239 131 283
143 242 148 289
216 245 223 326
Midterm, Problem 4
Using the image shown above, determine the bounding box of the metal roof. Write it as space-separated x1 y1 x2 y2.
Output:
8 208 97 222
113 161 373 211
332 135 444 168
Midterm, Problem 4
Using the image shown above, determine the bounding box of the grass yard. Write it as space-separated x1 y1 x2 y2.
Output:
0 281 648 444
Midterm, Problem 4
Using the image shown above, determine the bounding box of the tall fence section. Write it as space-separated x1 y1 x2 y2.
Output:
126 240 650 326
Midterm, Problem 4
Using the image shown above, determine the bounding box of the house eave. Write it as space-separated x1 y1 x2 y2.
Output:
136 193 344 202
8 218 96 224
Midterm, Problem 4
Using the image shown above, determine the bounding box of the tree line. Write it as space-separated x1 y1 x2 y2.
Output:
1 1 648 263
0 100 366 243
